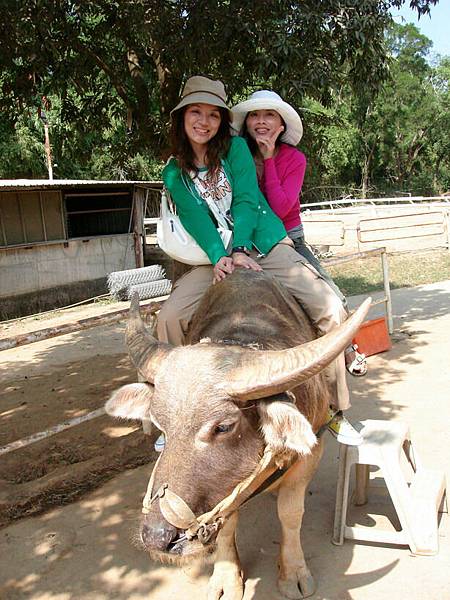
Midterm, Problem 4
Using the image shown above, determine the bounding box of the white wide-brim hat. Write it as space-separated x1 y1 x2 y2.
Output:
231 90 303 146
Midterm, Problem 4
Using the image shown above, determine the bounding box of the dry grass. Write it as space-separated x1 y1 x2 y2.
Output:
326 249 450 297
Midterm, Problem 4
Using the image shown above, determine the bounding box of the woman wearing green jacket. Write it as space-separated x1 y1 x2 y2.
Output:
156 76 361 446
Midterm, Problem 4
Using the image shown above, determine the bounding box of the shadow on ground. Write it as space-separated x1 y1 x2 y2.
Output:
0 281 449 598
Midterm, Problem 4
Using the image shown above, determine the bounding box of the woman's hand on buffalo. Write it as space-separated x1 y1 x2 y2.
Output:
232 252 263 272
213 256 235 284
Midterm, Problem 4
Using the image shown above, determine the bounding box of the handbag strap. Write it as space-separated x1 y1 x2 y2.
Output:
203 193 230 231
160 188 175 222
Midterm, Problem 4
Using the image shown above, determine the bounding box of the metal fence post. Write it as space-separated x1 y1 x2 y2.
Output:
381 249 393 334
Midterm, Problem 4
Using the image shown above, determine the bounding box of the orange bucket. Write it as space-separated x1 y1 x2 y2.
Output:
352 317 391 357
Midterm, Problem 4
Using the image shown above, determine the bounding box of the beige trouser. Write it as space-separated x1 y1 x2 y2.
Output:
157 243 350 410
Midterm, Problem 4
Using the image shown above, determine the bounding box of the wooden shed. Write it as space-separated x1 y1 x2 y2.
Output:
0 179 161 319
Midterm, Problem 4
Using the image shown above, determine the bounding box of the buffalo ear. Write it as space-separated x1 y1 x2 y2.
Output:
105 383 154 420
257 400 316 457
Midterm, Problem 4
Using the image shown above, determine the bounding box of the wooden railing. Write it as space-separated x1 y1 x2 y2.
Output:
0 298 165 456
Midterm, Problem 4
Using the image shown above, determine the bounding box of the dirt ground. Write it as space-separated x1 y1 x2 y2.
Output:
0 282 449 599
0 299 163 527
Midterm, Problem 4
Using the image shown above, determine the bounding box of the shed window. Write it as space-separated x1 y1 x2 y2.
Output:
64 190 132 237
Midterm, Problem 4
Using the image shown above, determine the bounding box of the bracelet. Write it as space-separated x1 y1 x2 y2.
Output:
232 246 250 255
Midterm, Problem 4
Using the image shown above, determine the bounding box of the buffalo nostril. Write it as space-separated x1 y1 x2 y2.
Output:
141 520 178 551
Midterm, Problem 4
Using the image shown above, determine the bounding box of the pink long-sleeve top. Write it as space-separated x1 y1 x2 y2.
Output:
258 143 307 232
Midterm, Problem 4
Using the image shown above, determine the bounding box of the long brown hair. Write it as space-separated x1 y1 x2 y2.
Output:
169 105 231 178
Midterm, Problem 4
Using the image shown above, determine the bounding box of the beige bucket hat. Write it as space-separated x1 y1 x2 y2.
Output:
171 76 233 120
231 90 303 145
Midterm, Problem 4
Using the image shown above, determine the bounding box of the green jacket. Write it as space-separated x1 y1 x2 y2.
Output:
162 136 286 265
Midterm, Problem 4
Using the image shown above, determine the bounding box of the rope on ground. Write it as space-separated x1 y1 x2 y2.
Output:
0 293 112 326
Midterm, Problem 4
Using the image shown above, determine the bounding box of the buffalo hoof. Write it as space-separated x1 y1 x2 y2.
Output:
278 568 316 599
207 565 244 600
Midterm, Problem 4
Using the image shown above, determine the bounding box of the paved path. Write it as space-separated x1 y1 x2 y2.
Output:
1 281 449 600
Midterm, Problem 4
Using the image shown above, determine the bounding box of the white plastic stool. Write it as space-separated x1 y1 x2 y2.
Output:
332 419 447 555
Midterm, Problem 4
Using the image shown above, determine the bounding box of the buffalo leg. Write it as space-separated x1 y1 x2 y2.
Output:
277 444 323 599
207 511 244 600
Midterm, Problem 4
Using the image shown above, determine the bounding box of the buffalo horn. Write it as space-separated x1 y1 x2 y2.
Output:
225 297 372 401
126 292 172 382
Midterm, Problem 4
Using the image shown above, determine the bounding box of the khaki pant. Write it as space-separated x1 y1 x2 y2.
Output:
157 243 350 410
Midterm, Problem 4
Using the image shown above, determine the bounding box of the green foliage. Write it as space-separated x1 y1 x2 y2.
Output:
0 113 46 178
302 20 450 201
386 22 433 74
300 99 360 200
0 0 445 197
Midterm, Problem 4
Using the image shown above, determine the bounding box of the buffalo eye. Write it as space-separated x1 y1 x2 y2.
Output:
214 422 236 435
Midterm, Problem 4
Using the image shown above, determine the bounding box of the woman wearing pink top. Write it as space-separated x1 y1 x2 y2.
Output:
232 91 368 425
231 90 348 307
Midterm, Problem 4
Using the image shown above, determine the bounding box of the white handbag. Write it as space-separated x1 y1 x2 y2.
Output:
156 188 233 266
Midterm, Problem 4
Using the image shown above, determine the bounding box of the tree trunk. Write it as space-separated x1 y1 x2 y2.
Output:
361 145 374 199
126 49 157 148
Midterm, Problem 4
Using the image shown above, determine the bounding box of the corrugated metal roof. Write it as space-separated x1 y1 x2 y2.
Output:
0 179 162 191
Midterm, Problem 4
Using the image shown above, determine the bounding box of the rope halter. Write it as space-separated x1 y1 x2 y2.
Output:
141 447 291 544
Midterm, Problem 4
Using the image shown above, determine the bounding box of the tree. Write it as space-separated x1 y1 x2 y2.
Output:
300 18 450 201
428 57 450 192
365 22 450 195
0 0 439 178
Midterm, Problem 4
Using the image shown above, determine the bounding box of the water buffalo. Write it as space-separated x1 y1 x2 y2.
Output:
105 269 369 599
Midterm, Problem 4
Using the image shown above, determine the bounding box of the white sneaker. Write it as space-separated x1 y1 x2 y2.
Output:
154 433 165 453
327 409 363 446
